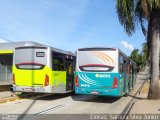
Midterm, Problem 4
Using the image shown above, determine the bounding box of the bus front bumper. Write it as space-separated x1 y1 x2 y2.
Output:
12 85 52 93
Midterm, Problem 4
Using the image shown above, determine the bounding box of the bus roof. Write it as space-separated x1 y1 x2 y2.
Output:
0 41 43 50
78 47 117 51
50 47 75 56
6 41 76 56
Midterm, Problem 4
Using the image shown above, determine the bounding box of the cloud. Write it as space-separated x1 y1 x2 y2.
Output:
0 38 9 43
121 41 134 51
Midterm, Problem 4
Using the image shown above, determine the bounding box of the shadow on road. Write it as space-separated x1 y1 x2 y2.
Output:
127 94 148 100
34 92 74 101
18 100 36 120
71 94 121 103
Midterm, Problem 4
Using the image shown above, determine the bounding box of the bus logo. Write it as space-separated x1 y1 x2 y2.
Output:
95 74 110 78
81 84 90 87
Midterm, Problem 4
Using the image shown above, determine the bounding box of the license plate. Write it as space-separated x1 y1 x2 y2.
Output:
25 88 33 92
91 91 99 94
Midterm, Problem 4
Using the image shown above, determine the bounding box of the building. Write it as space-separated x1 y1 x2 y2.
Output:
0 41 43 85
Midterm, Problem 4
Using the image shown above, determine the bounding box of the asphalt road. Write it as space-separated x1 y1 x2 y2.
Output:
0 72 147 120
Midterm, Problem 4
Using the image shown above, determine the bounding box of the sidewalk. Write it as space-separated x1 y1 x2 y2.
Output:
130 75 160 114
0 91 18 103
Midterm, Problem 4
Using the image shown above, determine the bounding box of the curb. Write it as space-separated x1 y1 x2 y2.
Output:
118 79 146 120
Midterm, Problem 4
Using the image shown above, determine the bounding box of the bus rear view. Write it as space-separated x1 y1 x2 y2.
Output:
75 48 121 97
12 46 52 93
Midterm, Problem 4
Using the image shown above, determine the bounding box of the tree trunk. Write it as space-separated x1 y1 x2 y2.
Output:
148 9 160 99
147 14 152 74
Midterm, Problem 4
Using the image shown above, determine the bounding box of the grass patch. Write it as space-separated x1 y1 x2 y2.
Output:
141 80 160 94
141 81 150 94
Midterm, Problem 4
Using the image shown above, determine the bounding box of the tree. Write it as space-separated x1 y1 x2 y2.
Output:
130 49 140 63
130 48 145 71
116 0 160 99
130 49 140 71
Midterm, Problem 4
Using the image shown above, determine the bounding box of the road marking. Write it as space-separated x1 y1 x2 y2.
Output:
34 95 95 115
35 104 65 115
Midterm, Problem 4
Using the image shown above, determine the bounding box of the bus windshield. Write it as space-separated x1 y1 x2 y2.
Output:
14 47 47 70
77 50 116 72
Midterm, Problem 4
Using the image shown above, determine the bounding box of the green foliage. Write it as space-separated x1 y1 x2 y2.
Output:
116 0 160 36
116 0 135 36
130 49 140 65
141 42 147 62
116 0 160 68
129 43 147 69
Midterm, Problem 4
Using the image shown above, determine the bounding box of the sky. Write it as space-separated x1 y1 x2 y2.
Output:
0 0 145 55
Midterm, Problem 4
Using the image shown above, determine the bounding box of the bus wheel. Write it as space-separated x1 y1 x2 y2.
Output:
124 90 128 97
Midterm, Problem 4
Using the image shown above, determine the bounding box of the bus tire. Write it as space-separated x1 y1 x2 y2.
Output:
124 90 128 97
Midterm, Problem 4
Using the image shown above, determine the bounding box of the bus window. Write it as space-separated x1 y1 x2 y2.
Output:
78 51 116 72
119 55 124 73
52 52 65 71
127 63 130 74
14 47 47 70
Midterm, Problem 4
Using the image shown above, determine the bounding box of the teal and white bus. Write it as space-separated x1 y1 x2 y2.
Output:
74 48 137 97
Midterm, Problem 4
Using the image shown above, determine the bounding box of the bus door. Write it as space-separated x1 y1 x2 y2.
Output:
131 64 134 88
65 55 74 91
119 54 127 93
14 47 47 89
123 59 129 92
129 64 132 89
123 59 128 93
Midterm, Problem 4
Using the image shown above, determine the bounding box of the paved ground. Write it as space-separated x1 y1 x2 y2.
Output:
130 98 160 114
0 91 12 98
130 80 160 114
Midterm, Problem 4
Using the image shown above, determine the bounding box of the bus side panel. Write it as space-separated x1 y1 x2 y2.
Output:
119 73 125 96
119 72 130 96
125 73 130 93
33 66 53 86
52 71 67 93
128 73 133 91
